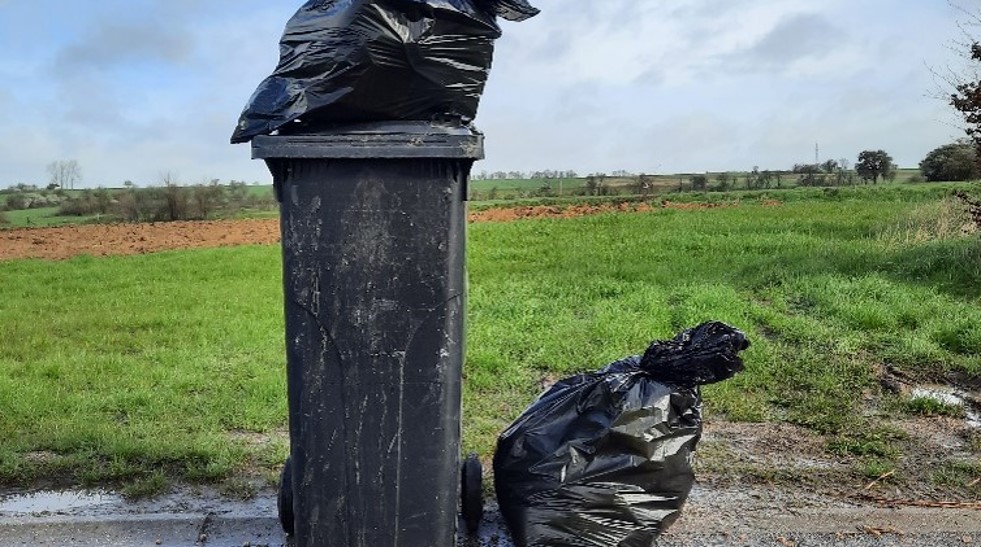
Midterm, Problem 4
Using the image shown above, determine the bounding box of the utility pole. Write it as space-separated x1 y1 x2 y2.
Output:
815 143 820 165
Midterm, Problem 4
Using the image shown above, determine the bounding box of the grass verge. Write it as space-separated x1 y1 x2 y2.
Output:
1 188 979 491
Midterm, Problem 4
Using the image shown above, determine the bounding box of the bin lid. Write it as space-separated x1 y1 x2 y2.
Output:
251 121 484 160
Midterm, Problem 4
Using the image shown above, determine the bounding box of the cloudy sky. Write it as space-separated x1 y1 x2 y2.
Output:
0 0 971 187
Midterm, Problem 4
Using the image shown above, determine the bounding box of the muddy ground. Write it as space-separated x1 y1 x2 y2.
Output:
0 218 282 261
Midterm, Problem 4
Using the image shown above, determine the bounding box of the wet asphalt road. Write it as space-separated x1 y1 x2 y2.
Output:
1 486 979 546
2 511 980 547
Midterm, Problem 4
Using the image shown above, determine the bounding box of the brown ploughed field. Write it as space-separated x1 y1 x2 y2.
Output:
0 201 753 261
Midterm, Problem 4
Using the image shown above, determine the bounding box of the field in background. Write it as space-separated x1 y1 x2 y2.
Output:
0 168 933 229
468 168 926 201
0 184 277 229
2 207 94 227
0 184 979 499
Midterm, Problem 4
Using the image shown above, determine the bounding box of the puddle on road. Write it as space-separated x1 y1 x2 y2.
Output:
911 386 981 428
0 490 121 514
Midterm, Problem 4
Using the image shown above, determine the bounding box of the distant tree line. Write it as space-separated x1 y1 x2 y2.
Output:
8 142 979 220
467 143 981 202
63 177 276 222
473 169 579 180
0 175 276 224
470 149 909 193
0 183 70 210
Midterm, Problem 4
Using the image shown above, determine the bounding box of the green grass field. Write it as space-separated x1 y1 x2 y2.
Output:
2 207 107 228
469 168 927 200
0 185 277 229
0 178 960 228
471 177 584 191
1 185 979 494
467 182 968 212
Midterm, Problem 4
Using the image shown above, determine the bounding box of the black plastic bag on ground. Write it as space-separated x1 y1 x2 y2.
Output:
231 0 539 144
493 322 749 547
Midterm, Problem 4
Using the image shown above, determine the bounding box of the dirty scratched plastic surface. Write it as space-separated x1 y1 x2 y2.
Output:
494 322 749 547
255 126 483 547
231 0 539 143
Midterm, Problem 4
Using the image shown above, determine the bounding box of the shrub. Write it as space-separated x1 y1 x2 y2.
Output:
795 164 828 187
191 183 227 219
919 143 979 182
92 187 113 214
0 210 8 225
533 182 554 198
5 194 27 211
114 191 141 222
57 194 97 216
57 188 114 217
246 192 277 211
114 188 173 222
111 182 275 223
4 191 64 210
227 181 250 208
953 190 981 232
161 183 191 221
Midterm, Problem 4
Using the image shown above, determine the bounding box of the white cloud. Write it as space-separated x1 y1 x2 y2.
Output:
0 0 969 186
492 0 830 88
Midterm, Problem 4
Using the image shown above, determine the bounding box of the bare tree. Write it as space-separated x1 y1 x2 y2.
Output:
715 172 734 191
161 173 190 221
690 174 708 191
47 160 81 190
192 179 227 219
933 4 981 155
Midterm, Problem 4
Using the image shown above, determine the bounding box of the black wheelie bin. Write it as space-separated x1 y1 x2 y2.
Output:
253 121 484 547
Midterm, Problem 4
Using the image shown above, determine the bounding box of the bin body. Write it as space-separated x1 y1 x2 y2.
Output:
254 123 482 547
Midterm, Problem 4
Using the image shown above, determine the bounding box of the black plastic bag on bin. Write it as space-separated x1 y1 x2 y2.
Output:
230 0 539 144
494 322 749 547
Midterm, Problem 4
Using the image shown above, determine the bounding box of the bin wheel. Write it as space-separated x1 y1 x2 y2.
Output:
278 456 295 536
461 453 483 534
